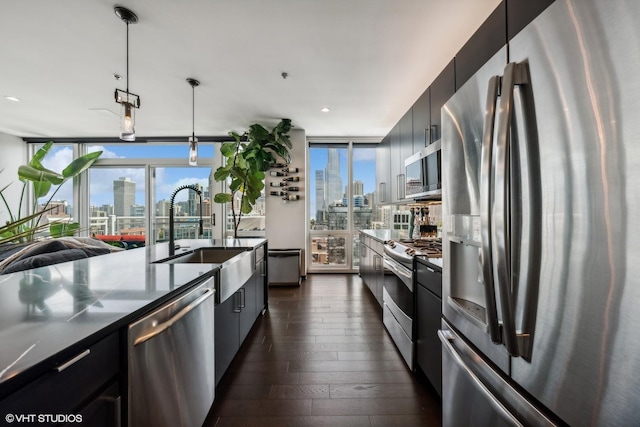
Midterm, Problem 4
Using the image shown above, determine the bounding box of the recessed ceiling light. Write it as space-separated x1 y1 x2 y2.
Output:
4 96 20 102
321 107 330 113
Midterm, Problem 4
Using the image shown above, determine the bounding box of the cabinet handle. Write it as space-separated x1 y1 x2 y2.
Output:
233 291 242 313
430 125 438 142
378 182 387 203
240 288 246 308
424 128 430 146
260 260 267 277
211 213 216 226
101 396 122 427
397 174 405 199
55 349 90 372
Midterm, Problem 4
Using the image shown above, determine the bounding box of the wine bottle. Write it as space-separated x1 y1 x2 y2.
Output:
282 167 299 173
270 171 287 177
286 186 299 192
270 163 288 168
282 176 300 182
283 194 299 201
270 181 287 187
270 191 287 196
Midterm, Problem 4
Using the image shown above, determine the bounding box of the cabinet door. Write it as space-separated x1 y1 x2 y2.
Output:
256 258 266 315
0 332 120 416
456 2 507 90
399 107 414 163
507 0 555 41
376 135 391 203
72 381 121 427
412 88 431 149
239 273 258 342
389 124 403 202
372 253 384 307
429 60 455 142
416 283 442 396
215 294 241 385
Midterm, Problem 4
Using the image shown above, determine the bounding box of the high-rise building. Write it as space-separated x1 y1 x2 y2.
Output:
113 177 135 217
326 148 342 206
188 183 203 216
315 170 326 226
353 180 364 197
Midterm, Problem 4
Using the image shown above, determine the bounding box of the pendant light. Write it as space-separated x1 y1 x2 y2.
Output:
114 6 140 141
187 78 200 166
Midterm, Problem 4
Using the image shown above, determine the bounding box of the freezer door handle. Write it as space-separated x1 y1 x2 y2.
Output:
480 74 502 344
438 329 523 427
495 62 523 356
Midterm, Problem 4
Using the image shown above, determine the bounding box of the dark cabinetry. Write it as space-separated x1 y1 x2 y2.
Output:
215 288 242 385
215 246 266 385
0 332 121 425
376 135 391 203
412 88 431 148
429 60 455 142
456 2 507 90
507 0 555 41
415 258 442 396
359 233 383 307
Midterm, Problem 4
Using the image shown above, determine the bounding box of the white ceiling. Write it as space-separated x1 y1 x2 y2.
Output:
0 0 500 140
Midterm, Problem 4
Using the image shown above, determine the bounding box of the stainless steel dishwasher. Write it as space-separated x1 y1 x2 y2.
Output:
128 277 215 427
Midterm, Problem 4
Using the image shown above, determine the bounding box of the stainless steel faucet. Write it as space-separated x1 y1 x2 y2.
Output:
169 184 203 256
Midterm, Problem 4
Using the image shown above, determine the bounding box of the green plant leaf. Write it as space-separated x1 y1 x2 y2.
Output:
29 141 54 168
50 221 80 238
214 167 231 181
33 181 52 199
18 165 64 185
214 193 232 203
62 151 102 178
220 142 237 157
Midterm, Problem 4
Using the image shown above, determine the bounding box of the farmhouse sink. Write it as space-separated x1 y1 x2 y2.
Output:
158 247 250 264
155 247 255 304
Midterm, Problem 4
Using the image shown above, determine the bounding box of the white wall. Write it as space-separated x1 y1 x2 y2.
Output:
0 132 26 224
265 128 307 275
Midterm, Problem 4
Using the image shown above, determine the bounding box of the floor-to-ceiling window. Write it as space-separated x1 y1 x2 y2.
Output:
308 141 379 272
28 142 220 245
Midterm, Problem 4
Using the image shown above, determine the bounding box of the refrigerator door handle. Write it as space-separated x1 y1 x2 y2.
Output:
495 62 531 357
438 329 523 427
480 74 502 344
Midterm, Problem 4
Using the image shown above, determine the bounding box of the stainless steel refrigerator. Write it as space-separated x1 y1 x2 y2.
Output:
440 1 640 425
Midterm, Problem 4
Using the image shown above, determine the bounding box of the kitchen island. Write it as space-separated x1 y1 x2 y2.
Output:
0 238 266 425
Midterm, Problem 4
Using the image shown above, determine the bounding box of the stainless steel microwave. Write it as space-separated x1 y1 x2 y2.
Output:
404 140 442 200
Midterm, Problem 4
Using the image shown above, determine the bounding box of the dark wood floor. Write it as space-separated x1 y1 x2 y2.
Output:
204 273 442 427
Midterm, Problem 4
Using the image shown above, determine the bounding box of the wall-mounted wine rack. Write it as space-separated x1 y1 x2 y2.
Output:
268 163 302 201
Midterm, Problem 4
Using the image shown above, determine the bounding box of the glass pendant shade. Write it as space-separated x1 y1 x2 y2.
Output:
189 136 198 166
120 101 136 141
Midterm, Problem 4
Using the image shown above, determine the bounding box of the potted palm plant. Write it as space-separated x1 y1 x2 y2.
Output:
0 141 102 245
213 119 292 238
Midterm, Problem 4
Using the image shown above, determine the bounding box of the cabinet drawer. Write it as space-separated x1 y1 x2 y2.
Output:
416 261 442 297
0 332 120 415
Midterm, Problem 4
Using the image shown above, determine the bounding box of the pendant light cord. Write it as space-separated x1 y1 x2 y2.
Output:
192 84 195 139
126 21 130 96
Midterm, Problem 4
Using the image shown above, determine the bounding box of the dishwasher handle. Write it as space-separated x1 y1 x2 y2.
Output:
133 287 215 346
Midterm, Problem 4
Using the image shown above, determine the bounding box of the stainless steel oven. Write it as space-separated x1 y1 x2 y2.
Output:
382 242 415 370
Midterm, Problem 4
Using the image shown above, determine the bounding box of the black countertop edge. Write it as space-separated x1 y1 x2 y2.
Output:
0 269 219 400
415 255 443 271
0 240 273 399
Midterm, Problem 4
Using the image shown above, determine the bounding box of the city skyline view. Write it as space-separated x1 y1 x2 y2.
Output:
37 143 378 216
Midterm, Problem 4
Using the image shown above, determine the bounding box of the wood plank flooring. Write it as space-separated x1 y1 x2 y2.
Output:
204 273 441 427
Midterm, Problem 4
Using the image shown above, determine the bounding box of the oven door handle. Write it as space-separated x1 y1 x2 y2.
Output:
383 257 413 291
